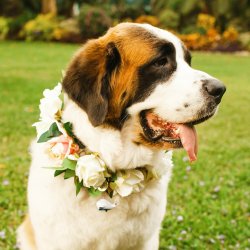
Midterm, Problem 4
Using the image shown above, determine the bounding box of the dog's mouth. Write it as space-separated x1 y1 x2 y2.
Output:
139 110 213 162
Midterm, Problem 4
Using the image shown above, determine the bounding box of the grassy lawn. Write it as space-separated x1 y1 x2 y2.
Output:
0 41 249 250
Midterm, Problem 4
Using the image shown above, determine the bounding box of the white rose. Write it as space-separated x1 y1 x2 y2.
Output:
115 170 144 197
75 155 106 188
40 83 62 120
33 83 62 137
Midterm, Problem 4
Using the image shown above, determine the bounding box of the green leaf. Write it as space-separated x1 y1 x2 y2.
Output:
37 130 51 143
54 169 66 177
74 177 83 196
62 158 77 170
37 122 62 143
88 187 102 197
63 122 74 137
64 169 75 179
49 122 62 137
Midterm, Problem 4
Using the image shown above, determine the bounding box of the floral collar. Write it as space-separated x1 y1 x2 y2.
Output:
33 83 173 211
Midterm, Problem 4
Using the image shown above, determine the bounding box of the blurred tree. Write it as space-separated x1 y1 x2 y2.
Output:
42 0 57 14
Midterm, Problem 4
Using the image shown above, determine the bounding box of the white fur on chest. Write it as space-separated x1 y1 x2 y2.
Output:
27 102 174 250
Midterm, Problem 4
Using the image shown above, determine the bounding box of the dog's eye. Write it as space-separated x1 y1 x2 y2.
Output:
153 57 168 67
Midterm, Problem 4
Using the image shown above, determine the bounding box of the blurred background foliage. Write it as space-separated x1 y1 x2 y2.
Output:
0 0 249 51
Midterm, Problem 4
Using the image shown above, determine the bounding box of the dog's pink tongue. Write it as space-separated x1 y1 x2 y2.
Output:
177 124 198 162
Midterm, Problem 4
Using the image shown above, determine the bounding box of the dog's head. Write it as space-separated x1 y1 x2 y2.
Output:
63 23 226 161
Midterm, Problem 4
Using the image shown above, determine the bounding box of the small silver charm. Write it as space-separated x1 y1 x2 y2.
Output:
96 199 117 212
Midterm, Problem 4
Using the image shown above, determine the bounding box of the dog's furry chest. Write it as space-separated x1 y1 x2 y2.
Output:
27 143 171 250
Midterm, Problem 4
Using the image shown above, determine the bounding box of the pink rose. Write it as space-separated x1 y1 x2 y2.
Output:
49 135 79 159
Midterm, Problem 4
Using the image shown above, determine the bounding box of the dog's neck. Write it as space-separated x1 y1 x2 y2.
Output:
62 97 169 173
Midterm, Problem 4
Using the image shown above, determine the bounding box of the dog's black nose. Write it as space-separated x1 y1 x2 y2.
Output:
202 79 226 104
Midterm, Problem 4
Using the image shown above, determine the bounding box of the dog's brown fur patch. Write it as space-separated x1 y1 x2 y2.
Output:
104 24 162 120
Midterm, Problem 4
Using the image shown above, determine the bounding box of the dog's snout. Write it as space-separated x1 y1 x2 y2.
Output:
202 79 226 104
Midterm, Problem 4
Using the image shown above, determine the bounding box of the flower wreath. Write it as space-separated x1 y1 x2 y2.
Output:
33 83 173 211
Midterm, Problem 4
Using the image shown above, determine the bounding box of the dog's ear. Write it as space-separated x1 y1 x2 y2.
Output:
62 40 120 126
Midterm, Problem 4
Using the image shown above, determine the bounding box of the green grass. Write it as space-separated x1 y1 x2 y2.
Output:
0 41 249 250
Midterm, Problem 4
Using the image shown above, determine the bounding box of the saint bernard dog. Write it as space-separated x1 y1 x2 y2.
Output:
17 23 226 250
